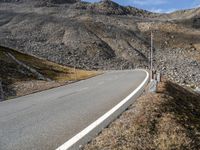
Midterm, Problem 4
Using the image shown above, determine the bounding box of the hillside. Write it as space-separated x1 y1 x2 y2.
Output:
73 0 153 16
165 7 200 20
0 1 200 149
0 0 80 4
85 81 200 149
0 0 151 70
0 46 97 99
0 0 199 88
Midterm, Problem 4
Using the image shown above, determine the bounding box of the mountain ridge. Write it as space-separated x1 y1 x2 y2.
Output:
0 0 80 4
0 0 199 88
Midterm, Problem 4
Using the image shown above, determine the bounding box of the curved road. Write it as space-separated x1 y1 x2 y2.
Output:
0 70 148 150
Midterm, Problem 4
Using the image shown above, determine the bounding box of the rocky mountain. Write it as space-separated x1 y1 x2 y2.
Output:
166 7 200 19
73 0 152 16
0 0 81 7
0 0 80 4
0 0 199 88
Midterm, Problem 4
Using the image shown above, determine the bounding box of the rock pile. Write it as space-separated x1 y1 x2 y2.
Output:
155 48 200 88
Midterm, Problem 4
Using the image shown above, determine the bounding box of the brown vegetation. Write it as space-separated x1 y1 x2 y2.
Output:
84 81 200 149
0 46 98 99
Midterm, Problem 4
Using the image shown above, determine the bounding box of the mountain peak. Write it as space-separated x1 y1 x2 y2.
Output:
48 0 80 4
98 0 122 8
73 0 151 16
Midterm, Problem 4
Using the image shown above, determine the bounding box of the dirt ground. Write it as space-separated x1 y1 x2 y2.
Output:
84 81 200 150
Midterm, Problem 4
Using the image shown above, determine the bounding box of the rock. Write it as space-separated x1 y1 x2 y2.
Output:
194 87 200 93
190 60 198 66
170 35 175 39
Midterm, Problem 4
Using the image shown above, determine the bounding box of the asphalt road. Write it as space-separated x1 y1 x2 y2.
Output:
0 70 147 150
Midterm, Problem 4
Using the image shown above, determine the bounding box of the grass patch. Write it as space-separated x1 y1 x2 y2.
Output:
0 46 98 81
0 46 99 99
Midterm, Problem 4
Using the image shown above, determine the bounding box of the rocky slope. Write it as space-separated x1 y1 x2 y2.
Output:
0 46 97 99
73 0 152 16
0 0 199 88
165 7 200 20
0 0 80 4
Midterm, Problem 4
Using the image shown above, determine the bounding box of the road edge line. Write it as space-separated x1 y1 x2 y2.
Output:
56 69 149 150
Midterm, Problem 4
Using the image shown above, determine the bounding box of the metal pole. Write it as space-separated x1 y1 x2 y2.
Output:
150 31 153 79
73 50 77 81
74 66 77 81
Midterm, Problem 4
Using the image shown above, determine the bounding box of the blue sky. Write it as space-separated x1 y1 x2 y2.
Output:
82 0 200 13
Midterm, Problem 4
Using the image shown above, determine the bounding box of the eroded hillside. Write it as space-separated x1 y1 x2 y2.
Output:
0 0 199 88
0 46 97 99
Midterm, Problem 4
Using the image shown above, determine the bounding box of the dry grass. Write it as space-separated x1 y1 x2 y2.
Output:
0 46 98 82
192 44 200 61
0 46 99 99
84 81 200 150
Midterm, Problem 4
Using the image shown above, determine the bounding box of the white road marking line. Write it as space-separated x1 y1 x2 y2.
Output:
56 70 149 150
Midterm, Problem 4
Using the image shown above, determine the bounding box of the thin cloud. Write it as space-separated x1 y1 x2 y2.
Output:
149 8 176 13
83 0 99 3
149 8 164 13
83 0 169 6
191 0 200 8
128 0 168 6
165 8 176 13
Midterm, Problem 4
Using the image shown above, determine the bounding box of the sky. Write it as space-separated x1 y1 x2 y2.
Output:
82 0 200 13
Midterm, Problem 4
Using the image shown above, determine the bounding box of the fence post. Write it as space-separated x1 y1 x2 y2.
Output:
0 80 4 101
149 79 157 93
157 72 161 82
